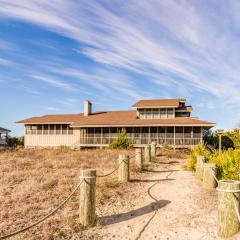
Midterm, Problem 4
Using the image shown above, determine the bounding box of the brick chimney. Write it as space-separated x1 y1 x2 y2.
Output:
83 100 92 116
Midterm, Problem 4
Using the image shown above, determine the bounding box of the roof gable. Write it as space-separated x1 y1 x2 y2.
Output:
132 99 186 108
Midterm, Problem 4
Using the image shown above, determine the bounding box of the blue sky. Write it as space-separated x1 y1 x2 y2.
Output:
0 0 240 136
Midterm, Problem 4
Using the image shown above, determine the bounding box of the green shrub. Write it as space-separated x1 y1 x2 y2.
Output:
109 129 133 150
7 136 24 148
204 129 240 150
224 129 240 149
186 144 207 170
208 148 240 180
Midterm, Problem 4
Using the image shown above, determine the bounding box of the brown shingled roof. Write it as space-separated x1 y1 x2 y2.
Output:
16 110 214 127
70 110 214 127
16 113 83 124
132 99 186 108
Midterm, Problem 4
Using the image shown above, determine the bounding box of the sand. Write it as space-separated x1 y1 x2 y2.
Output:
85 159 240 240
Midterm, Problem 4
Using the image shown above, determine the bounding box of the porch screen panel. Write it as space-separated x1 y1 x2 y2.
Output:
166 127 174 145
37 125 42 135
150 127 157 143
141 127 149 144
193 127 201 138
49 124 55 135
133 127 140 144
175 127 184 145
102 128 109 144
87 128 94 144
94 128 101 144
43 125 48 135
184 127 192 145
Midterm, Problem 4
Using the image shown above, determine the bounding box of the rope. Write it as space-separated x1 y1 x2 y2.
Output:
232 193 240 223
210 168 219 184
96 160 124 178
217 188 240 193
96 154 135 178
0 180 83 240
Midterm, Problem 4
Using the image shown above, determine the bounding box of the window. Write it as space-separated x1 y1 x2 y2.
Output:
160 108 166 118
56 125 61 135
138 109 145 119
49 125 55 135
145 109 152 119
62 124 67 134
25 125 31 135
153 109 159 119
68 126 73 135
43 125 49 135
167 108 174 118
37 125 42 135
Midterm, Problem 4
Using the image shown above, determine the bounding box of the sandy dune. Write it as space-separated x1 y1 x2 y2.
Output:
87 159 240 240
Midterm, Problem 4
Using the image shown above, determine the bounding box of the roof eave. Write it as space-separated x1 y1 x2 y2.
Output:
70 123 215 128
16 121 74 125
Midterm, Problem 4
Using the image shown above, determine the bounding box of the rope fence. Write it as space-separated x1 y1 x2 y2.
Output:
0 180 84 240
96 160 124 178
196 155 240 238
0 145 156 239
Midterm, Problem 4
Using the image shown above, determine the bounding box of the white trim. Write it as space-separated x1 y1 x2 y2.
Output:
133 105 179 109
71 124 214 127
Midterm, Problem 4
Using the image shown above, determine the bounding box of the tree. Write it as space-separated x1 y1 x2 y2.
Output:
109 128 133 149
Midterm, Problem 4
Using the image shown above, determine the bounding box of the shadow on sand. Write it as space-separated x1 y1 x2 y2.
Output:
130 178 175 183
99 200 171 226
142 169 179 173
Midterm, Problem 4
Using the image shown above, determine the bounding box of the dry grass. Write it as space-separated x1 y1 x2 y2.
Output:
0 148 148 240
157 148 189 160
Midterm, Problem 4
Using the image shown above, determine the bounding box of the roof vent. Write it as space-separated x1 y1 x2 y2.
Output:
84 100 92 116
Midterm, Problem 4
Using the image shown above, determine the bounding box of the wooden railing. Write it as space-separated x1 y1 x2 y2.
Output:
79 137 201 146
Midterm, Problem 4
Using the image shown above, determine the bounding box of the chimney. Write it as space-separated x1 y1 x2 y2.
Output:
83 100 92 116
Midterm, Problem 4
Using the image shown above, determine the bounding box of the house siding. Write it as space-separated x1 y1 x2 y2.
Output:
24 128 81 147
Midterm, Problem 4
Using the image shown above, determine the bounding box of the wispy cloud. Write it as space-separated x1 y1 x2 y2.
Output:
30 74 76 91
46 66 146 100
1 0 240 106
0 57 12 65
45 106 59 112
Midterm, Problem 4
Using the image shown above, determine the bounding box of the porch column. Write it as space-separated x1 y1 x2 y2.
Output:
191 126 194 146
174 126 176 146
183 126 185 145
148 127 150 144
165 127 167 144
140 127 142 144
101 127 103 145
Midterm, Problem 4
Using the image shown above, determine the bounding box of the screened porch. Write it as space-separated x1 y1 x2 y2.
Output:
79 126 203 147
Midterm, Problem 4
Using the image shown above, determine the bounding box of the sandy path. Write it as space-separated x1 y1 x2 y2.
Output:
93 159 240 240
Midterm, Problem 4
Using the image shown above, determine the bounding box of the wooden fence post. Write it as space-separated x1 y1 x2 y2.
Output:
79 169 96 227
118 154 129 182
196 155 204 180
151 141 156 158
203 163 217 189
217 180 240 238
135 148 143 171
144 145 151 163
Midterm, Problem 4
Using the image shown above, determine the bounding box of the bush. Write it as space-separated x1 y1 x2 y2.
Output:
7 136 24 148
109 129 133 150
204 129 240 150
186 144 207 170
208 148 240 180
224 129 240 149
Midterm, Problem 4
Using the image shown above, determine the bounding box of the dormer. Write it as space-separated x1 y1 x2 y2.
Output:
132 99 192 119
